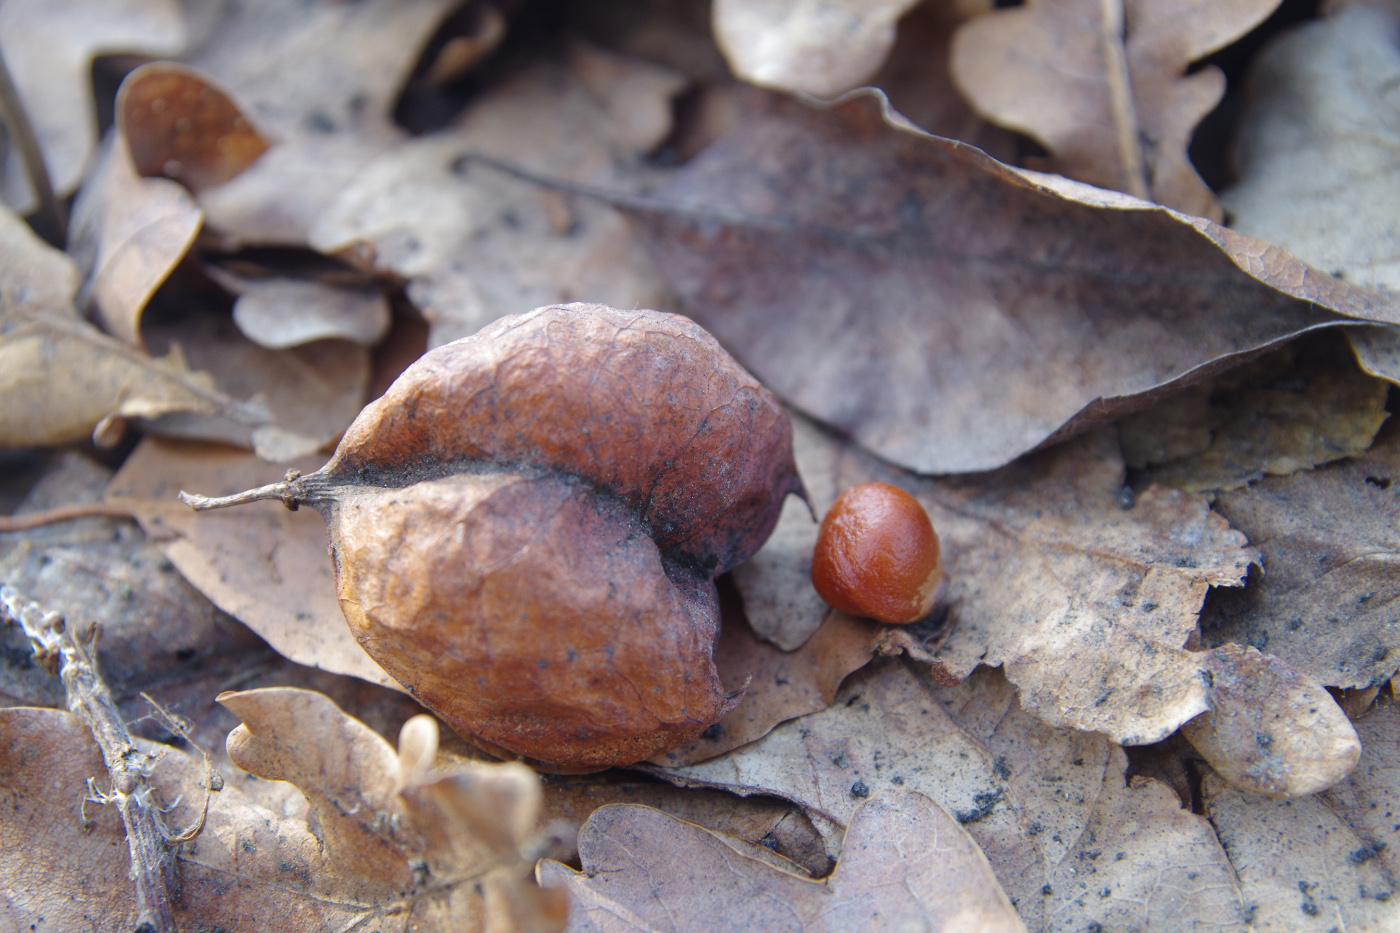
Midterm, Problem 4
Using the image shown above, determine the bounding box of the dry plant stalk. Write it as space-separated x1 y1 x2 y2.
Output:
0 583 204 933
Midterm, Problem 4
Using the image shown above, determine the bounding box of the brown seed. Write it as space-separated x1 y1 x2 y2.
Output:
811 482 943 625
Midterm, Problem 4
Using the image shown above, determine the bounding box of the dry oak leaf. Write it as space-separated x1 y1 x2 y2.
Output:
933 666 1247 932
631 91 1400 475
649 602 883 766
0 203 260 448
1199 419 1400 691
1223 3 1400 296
1317 697 1400 892
1117 333 1390 494
652 661 1247 932
949 0 1279 219
218 690 567 932
67 63 268 347
712 0 923 98
651 659 1050 920
0 0 185 212
539 792 1026 933
310 45 684 348
104 436 399 688
736 413 1256 746
183 0 460 245
859 0 1015 162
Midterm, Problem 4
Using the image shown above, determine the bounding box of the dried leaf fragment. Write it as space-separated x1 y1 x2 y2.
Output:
1199 421 1400 690
1205 771 1400 930
950 0 1279 218
712 0 923 97
0 203 257 448
1223 3 1400 295
1182 646 1361 797
310 46 684 347
541 793 1026 933
105 437 397 688
0 0 185 212
1118 334 1390 493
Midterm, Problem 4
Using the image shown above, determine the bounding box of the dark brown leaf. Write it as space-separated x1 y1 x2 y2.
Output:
629 92 1400 474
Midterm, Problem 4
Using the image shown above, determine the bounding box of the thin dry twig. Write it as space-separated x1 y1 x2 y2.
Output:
1 584 181 933
0 43 65 245
0 502 139 533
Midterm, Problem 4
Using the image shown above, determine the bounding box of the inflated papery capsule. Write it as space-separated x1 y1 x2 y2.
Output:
182 304 805 769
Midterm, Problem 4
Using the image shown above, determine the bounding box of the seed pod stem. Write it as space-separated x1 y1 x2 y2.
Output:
180 469 307 511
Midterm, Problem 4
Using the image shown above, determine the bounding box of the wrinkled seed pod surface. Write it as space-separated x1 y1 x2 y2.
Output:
189 304 803 769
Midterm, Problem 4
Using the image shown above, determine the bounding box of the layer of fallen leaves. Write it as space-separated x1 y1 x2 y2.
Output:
5 1 1400 931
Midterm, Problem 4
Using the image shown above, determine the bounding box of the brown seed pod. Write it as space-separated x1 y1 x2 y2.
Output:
183 304 804 769
811 482 943 625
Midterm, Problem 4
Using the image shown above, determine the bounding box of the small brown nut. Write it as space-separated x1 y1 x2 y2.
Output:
811 482 943 625
182 303 804 769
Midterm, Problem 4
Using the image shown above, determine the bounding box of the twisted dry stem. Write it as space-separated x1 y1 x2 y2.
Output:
1 584 182 933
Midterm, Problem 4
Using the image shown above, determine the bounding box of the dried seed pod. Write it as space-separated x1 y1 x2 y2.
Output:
811 482 943 625
183 304 803 769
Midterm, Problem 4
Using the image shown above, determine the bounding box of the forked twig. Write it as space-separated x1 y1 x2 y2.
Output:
1 584 181 933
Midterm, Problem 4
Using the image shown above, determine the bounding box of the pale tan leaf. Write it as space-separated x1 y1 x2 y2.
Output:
0 203 259 448
140 310 370 461
67 133 202 348
213 271 392 349
735 413 1256 746
1205 770 1400 930
539 777 831 877
1223 4 1400 295
950 0 1280 218
1199 421 1400 690
541 793 1026 933
310 46 683 347
104 437 398 688
649 604 882 766
1318 698 1400 883
712 0 922 98
0 0 185 212
185 0 460 245
653 660 1051 923
656 662 1247 931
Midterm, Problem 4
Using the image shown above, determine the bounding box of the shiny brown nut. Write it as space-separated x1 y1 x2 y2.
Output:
812 482 943 625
